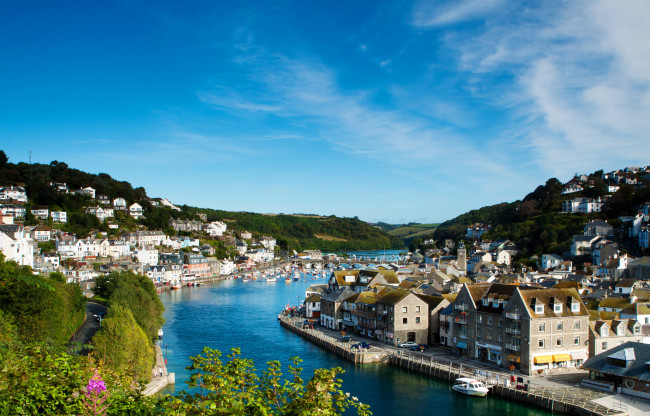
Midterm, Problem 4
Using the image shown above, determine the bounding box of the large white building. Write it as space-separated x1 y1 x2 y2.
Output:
0 224 34 267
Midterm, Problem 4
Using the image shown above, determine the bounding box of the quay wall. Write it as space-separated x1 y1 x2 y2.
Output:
280 318 621 416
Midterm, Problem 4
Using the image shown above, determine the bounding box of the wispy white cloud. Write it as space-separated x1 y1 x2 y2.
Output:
411 0 650 177
197 91 281 112
411 0 504 28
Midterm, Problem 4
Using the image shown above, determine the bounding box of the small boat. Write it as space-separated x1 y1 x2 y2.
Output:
242 276 252 282
284 277 292 283
170 281 182 290
266 277 277 283
451 378 489 397
158 328 164 339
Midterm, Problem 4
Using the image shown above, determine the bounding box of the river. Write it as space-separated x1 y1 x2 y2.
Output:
158 275 549 415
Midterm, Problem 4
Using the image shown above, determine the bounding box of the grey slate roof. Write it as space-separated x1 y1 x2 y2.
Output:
582 342 650 382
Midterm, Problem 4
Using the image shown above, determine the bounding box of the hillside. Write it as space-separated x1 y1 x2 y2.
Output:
423 170 650 258
0 155 403 252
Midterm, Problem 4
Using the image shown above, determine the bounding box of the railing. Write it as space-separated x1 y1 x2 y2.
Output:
351 309 376 319
459 333 468 339
455 304 468 311
454 317 468 324
505 312 520 320
505 327 521 334
505 343 521 351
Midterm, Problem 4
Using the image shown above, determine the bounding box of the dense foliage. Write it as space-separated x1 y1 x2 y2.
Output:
92 305 154 383
161 347 371 415
188 209 404 252
427 172 650 258
0 254 85 345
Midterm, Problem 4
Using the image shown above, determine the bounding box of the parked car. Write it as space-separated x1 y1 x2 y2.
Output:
337 335 352 343
410 344 429 352
398 341 418 348
351 342 371 349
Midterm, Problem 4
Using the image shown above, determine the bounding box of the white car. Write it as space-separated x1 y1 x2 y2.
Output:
398 341 418 348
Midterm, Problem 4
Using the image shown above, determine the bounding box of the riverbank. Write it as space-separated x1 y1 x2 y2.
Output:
142 342 175 396
279 316 623 416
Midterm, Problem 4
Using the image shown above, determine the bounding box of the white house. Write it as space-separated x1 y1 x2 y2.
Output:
259 236 276 251
42 252 60 269
82 187 96 199
50 211 67 223
85 206 113 222
0 186 28 203
129 203 144 219
204 221 227 238
135 247 159 266
30 207 49 220
562 198 604 213
220 259 235 275
0 224 34 267
541 254 563 270
113 197 127 210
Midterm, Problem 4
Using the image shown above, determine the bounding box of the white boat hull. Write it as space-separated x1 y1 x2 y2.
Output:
451 385 488 397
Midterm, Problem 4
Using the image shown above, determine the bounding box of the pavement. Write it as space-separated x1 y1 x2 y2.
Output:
68 302 107 355
142 341 173 396
592 394 650 416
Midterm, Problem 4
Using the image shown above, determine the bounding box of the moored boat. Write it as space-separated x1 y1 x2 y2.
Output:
451 378 489 397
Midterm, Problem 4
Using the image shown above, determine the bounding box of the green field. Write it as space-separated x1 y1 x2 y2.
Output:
388 223 439 239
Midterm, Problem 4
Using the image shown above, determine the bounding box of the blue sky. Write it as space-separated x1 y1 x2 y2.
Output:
2 0 649 224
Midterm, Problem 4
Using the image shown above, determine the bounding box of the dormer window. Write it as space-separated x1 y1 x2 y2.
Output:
554 303 562 313
571 300 580 313
483 298 489 306
535 304 544 314
633 325 640 335
493 299 499 307
600 325 608 337
616 326 624 336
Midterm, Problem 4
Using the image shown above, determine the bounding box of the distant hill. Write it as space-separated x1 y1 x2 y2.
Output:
422 168 650 258
0 155 403 252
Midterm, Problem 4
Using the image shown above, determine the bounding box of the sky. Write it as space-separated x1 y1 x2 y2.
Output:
1 0 649 224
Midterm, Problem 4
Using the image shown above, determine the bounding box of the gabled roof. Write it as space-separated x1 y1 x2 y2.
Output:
582 342 650 381
321 287 355 303
376 288 411 306
518 287 588 318
598 298 631 309
415 294 447 309
621 302 650 315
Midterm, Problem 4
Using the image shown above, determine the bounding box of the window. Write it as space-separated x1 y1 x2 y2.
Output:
553 303 562 313
498 318 502 327
574 321 580 330
539 322 546 332
602 342 607 350
634 325 641 334
477 329 482 338
403 318 408 324
402 306 408 313
487 332 492 340
557 321 563 331
535 305 544 314
574 336 580 346
539 339 545 348
415 317 421 324
483 298 489 306
493 299 499 307
556 338 563 347
487 316 493 325
415 306 420 313
477 314 482 323
616 326 624 336
571 302 580 312
498 334 502 342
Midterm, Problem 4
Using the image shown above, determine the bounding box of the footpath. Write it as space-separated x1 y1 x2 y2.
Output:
142 342 175 396
281 316 650 416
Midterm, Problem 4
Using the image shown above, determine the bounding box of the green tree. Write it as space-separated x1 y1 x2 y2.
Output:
0 150 7 167
92 305 154 383
163 347 370 415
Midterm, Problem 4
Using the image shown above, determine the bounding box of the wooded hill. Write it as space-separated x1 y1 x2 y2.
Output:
421 169 650 259
0 155 403 252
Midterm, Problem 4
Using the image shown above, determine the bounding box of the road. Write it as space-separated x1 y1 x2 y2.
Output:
68 302 107 355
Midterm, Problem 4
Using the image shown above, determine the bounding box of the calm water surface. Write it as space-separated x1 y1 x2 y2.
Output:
159 277 549 416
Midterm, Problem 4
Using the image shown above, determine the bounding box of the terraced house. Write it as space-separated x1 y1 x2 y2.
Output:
452 283 589 375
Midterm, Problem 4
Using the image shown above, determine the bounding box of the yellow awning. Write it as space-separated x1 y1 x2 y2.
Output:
507 355 521 363
553 354 572 362
534 355 552 364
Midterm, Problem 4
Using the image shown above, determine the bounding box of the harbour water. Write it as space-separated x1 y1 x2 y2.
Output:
158 276 550 415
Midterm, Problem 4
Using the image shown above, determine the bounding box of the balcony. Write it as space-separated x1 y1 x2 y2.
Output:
351 309 376 319
505 312 520 320
505 343 521 351
505 327 521 335
459 333 468 339
454 317 468 324
455 304 468 312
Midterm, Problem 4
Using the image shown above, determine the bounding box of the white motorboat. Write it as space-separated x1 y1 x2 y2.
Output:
451 378 489 397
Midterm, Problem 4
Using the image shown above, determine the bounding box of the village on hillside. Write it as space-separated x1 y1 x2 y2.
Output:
2 166 650 400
